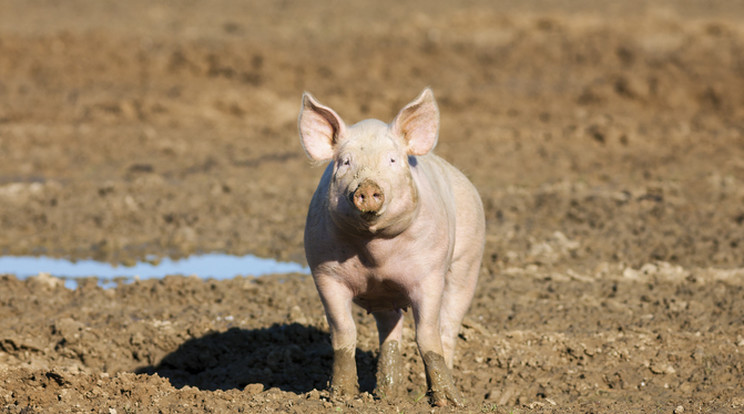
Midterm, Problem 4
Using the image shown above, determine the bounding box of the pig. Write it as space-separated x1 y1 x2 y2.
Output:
298 88 485 406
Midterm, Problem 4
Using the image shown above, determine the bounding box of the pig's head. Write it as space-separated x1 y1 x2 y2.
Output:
299 88 439 235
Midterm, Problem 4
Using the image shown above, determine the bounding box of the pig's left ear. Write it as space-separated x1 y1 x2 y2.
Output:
392 88 440 156
299 93 347 162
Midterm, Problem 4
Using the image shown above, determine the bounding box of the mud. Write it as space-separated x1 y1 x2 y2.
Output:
375 340 403 400
422 351 462 407
1 0 743 412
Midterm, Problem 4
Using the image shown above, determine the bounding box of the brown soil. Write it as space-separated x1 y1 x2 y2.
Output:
1 1 744 412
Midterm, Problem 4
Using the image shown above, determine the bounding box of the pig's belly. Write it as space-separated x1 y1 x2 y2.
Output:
351 279 412 313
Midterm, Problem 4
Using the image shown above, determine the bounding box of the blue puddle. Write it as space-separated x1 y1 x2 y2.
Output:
0 254 310 290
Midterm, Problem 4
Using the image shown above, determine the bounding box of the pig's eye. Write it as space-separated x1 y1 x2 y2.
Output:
338 157 351 170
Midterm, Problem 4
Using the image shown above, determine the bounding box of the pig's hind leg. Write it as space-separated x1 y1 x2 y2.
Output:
439 257 481 370
372 309 404 399
439 181 485 370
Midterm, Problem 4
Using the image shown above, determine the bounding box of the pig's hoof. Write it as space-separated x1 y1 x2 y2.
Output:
329 377 359 401
330 382 358 400
374 384 402 401
431 387 463 407
330 388 357 403
330 348 359 399
422 351 464 407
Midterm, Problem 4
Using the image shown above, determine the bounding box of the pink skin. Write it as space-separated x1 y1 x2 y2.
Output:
299 88 485 406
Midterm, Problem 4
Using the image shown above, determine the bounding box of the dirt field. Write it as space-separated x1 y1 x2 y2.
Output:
1 0 743 412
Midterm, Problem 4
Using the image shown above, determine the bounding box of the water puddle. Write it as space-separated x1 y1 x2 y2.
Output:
0 254 310 289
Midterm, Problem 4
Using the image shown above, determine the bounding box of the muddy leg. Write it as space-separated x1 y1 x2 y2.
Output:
372 309 404 399
331 347 358 396
316 279 358 397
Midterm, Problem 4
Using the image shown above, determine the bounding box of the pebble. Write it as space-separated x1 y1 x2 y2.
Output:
244 383 264 395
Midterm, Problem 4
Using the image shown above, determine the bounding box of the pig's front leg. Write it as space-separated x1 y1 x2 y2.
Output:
372 309 404 399
411 285 463 407
315 277 359 397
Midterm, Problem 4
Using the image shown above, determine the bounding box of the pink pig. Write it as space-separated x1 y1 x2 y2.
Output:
299 88 485 406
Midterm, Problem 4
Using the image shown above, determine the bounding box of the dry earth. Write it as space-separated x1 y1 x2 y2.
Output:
1 1 743 412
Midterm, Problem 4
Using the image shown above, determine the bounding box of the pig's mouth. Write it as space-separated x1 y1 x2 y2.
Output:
346 193 383 221
359 210 381 222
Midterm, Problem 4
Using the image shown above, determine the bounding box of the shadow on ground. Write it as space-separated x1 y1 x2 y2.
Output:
135 323 376 393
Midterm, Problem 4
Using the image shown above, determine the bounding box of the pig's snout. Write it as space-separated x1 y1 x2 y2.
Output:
352 179 385 214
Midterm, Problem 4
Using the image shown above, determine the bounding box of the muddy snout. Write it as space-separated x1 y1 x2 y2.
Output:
351 179 385 214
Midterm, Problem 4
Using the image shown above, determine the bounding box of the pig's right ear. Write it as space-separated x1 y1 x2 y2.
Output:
392 88 439 156
298 93 347 162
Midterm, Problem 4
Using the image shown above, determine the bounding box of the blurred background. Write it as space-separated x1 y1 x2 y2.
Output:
0 0 742 271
